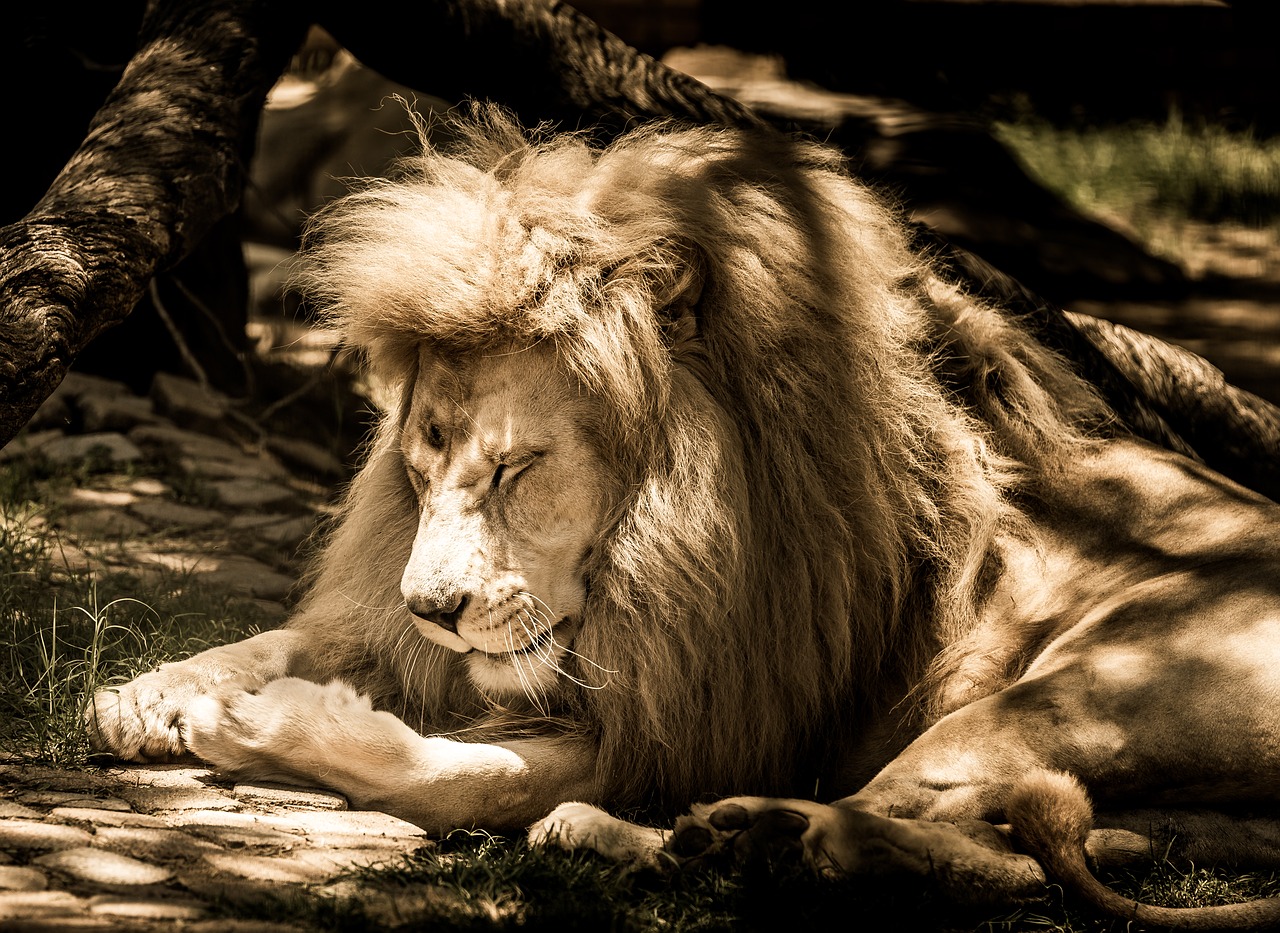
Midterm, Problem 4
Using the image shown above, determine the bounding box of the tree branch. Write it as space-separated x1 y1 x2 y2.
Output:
0 0 305 443
314 0 766 133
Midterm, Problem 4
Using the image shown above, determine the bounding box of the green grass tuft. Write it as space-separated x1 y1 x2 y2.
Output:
0 461 269 766
994 114 1280 281
995 114 1280 229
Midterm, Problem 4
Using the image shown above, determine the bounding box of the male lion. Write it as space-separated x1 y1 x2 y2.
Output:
88 108 1280 924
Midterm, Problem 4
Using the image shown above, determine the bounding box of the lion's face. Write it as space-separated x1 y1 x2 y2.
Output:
399 343 614 699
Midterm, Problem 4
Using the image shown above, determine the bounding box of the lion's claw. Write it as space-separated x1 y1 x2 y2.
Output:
669 823 715 858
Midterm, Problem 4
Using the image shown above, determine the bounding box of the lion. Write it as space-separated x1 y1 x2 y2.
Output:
86 106 1280 925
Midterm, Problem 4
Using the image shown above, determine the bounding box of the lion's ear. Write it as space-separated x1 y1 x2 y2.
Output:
657 257 705 354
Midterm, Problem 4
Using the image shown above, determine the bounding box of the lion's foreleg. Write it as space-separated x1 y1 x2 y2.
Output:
85 628 307 762
184 678 600 832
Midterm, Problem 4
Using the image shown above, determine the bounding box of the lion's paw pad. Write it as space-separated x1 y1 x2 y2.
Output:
670 801 811 868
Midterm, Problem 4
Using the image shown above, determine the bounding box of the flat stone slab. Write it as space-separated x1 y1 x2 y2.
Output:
0 802 45 820
232 783 347 810
0 822 94 852
104 766 241 813
63 489 136 510
257 516 319 549
80 394 160 433
34 848 173 887
126 552 294 600
211 479 297 509
16 794 130 812
0 889 86 919
55 509 151 540
55 372 130 402
48 808 167 829
128 424 250 465
108 784 239 814
265 437 346 479
175 811 303 850
126 477 169 496
199 852 331 885
127 499 225 530
149 373 230 435
262 809 428 843
0 430 63 462
90 826 223 861
87 894 206 921
0 867 48 892
42 433 143 465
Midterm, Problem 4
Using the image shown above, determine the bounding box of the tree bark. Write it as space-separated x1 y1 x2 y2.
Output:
0 0 306 444
314 0 766 133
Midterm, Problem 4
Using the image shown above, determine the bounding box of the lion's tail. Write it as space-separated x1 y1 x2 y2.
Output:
1007 770 1280 932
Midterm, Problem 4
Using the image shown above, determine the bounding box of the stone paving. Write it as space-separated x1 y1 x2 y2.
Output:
0 764 429 931
0 370 349 620
0 371 437 931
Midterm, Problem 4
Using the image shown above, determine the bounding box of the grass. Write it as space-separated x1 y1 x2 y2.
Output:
0 454 267 765
231 829 999 932
993 113 1280 273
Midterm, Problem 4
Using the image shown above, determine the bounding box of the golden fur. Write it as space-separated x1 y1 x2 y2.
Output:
88 108 1280 925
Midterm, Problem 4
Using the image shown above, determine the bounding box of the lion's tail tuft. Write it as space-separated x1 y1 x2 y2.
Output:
1009 768 1280 932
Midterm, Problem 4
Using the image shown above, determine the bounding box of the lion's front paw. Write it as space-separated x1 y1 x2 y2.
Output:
669 797 817 872
86 669 210 762
184 678 375 783
529 802 668 869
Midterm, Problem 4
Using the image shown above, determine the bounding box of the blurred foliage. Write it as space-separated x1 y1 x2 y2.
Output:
996 114 1280 228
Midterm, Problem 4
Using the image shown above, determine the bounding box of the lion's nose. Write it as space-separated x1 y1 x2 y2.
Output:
409 594 470 633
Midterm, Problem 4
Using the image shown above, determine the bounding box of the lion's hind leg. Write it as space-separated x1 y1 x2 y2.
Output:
533 796 1047 905
676 797 1048 905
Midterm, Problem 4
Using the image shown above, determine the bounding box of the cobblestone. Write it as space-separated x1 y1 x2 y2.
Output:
0 373 440 929
34 847 176 886
1 763 431 928
0 867 48 891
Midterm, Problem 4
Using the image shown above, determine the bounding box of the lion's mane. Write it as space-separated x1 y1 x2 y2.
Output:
292 106 1109 807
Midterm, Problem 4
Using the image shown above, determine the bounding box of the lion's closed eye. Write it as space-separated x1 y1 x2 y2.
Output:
491 453 541 493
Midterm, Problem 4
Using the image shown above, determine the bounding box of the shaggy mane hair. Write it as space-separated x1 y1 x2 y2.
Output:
291 105 1110 807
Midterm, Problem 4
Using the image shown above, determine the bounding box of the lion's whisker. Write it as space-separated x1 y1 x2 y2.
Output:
506 613 549 715
510 593 614 690
560 648 616 676
338 592 411 613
